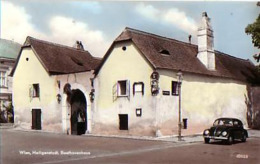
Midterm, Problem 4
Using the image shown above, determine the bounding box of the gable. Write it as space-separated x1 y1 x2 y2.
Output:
13 47 50 79
11 36 102 76
97 41 154 79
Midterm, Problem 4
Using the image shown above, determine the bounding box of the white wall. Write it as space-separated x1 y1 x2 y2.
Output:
13 48 61 132
157 70 248 135
94 41 156 136
95 41 249 136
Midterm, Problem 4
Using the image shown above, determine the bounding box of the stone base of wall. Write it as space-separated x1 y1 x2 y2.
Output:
92 123 156 136
13 121 63 133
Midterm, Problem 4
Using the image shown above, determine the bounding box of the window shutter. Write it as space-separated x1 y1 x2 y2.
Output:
133 83 135 96
127 80 130 100
112 83 118 102
29 85 33 102
38 84 40 99
141 83 144 96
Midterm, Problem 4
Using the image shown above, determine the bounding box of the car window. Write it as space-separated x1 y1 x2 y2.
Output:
213 119 233 126
213 120 219 126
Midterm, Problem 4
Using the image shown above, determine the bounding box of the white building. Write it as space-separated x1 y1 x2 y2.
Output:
11 37 101 134
93 12 256 136
11 12 258 136
0 39 21 123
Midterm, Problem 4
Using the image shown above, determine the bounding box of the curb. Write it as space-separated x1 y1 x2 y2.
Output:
7 127 204 143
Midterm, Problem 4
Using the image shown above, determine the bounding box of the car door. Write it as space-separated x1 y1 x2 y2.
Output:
233 120 242 139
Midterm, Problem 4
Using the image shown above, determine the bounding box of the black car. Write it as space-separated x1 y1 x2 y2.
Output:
203 118 248 144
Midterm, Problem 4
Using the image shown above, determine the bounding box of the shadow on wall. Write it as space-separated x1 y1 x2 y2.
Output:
241 66 260 129
246 86 260 129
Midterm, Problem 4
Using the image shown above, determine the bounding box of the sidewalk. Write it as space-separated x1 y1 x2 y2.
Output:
84 133 204 143
248 129 260 138
4 125 260 144
0 123 14 129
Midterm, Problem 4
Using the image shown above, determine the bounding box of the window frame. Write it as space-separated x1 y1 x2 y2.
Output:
118 80 128 97
112 80 130 101
172 81 179 96
0 71 7 88
32 84 40 98
133 82 144 96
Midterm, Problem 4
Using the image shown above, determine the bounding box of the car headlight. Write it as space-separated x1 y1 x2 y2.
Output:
204 130 210 135
222 131 227 137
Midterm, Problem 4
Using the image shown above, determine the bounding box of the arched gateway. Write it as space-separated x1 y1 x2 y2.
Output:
64 83 87 135
70 89 87 135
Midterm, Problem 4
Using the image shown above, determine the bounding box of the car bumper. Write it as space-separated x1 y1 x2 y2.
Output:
204 136 228 140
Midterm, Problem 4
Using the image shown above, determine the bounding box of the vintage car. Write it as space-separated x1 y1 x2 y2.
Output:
203 118 248 144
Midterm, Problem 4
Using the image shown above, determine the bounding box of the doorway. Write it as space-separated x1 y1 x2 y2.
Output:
119 114 128 130
32 109 41 130
70 89 87 135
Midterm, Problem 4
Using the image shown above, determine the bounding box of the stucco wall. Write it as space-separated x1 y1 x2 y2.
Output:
95 41 248 136
56 72 94 133
13 47 95 133
94 41 156 136
157 70 248 135
13 48 61 132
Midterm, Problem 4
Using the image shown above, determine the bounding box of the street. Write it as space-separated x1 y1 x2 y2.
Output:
0 129 260 164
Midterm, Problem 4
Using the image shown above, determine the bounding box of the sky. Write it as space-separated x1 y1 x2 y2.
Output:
0 0 259 63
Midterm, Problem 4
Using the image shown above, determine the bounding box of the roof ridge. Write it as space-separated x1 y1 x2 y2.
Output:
215 50 251 63
125 27 252 65
25 36 91 54
0 38 21 46
125 27 198 48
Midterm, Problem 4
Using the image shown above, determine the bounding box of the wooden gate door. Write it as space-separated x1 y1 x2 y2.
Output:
32 109 41 130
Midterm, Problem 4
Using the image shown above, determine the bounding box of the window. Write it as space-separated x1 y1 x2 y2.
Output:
122 46 127 51
0 71 7 87
172 81 179 96
118 80 127 96
90 78 94 88
136 108 142 117
30 84 40 98
113 80 130 101
133 82 144 96
159 49 170 55
119 114 128 130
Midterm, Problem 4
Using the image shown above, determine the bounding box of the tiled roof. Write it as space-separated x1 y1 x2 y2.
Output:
96 27 257 82
11 37 101 76
0 39 21 59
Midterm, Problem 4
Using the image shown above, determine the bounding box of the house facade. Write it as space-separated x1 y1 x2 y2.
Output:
93 13 256 136
11 37 101 134
0 39 21 123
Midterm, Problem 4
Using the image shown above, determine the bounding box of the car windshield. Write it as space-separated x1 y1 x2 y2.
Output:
213 119 233 127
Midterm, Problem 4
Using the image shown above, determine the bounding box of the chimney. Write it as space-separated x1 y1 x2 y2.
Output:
74 40 84 50
197 12 215 70
188 35 192 44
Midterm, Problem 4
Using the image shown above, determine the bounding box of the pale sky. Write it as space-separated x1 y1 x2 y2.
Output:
0 0 259 62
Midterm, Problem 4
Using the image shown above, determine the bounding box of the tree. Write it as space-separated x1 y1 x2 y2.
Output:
245 2 260 63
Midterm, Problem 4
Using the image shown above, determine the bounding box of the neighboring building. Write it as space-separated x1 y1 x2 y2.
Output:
93 13 257 136
11 37 101 134
0 39 21 123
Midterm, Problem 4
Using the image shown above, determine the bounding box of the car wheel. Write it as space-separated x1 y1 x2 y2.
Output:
241 133 247 142
204 138 210 144
227 135 233 145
